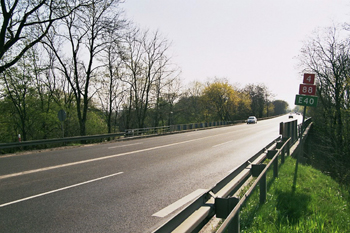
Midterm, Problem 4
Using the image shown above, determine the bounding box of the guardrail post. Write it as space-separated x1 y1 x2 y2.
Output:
273 155 278 178
279 122 283 135
293 120 297 143
251 164 267 204
276 141 285 164
260 171 267 204
215 197 240 233
267 150 277 159
267 150 279 178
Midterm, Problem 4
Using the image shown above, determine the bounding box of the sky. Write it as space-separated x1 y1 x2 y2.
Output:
121 0 350 108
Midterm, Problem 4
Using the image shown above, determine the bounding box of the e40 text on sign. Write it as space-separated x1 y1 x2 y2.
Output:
295 94 318 107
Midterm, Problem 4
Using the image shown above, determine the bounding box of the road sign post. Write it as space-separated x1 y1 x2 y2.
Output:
294 73 318 167
295 73 318 147
294 73 318 174
295 73 318 108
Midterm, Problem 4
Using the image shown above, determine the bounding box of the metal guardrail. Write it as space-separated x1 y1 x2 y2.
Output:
125 116 286 138
153 118 312 233
124 121 242 137
0 116 283 152
0 121 239 151
216 137 292 233
0 116 311 232
152 136 283 233
217 120 313 233
0 132 124 150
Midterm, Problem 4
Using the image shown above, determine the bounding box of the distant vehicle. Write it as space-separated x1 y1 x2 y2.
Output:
289 115 293 119
247 116 257 124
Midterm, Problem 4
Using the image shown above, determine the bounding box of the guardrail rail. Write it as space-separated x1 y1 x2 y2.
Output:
152 118 312 233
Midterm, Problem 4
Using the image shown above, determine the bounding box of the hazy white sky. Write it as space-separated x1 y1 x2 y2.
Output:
122 0 350 108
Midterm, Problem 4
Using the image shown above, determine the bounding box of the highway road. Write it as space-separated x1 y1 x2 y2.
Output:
0 114 301 233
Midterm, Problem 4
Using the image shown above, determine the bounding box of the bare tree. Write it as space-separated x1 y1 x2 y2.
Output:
120 29 176 128
299 25 350 183
0 0 89 74
299 26 350 148
152 45 180 127
97 28 127 133
118 28 142 129
154 75 181 126
44 0 124 136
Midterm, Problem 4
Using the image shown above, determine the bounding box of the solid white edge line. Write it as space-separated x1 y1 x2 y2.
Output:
0 172 123 208
152 189 207 218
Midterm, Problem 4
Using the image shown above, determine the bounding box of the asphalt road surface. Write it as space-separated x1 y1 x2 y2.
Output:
0 114 302 233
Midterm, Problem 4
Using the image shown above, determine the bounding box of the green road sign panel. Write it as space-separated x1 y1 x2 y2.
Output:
295 94 318 107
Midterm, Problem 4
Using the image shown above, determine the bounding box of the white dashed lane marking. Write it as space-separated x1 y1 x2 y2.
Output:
152 189 207 218
0 172 124 208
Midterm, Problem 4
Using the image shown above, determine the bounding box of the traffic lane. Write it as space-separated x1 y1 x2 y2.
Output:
0 138 271 233
0 126 248 204
0 117 281 205
0 125 281 233
0 117 284 232
0 135 190 176
0 115 285 176
0 121 263 177
284 113 303 124
0 141 147 176
0 172 127 233
0 129 216 175
0 117 280 203
0 149 214 232
1 166 204 233
0 132 222 178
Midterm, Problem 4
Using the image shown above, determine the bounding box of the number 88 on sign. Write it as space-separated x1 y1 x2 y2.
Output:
299 84 316 96
295 73 318 107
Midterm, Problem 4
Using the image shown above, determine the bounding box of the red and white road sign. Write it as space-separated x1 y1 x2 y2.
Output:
299 84 316 96
295 73 318 108
303 73 315 85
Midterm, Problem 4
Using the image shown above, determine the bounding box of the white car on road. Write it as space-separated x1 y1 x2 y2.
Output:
247 116 257 124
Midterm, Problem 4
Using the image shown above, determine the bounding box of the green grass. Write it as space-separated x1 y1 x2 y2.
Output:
238 156 350 233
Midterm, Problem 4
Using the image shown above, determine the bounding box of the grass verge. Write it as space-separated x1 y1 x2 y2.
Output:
238 156 350 233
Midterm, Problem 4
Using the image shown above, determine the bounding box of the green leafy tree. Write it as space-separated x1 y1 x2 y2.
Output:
273 100 289 115
202 79 238 121
173 95 205 124
235 90 252 120
1 59 37 141
244 84 271 118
